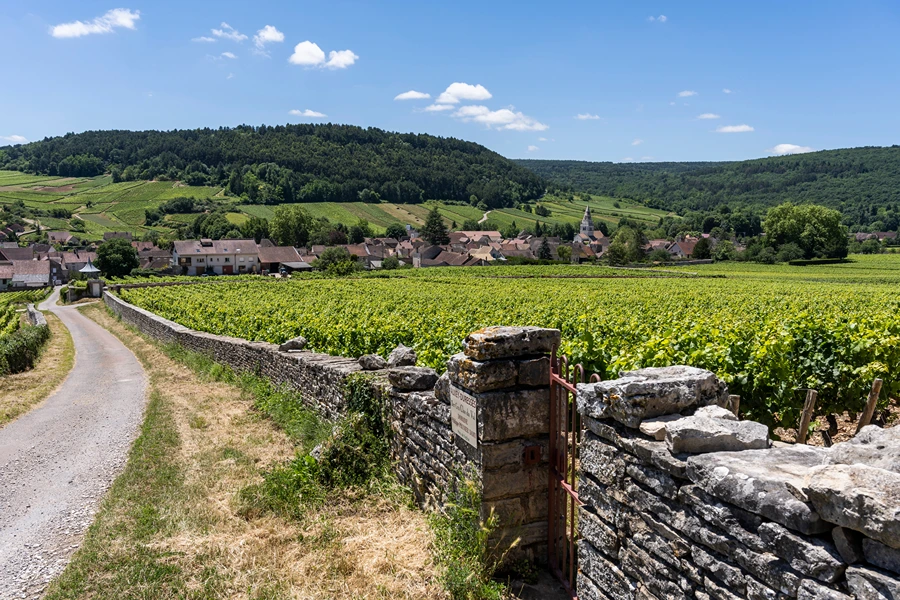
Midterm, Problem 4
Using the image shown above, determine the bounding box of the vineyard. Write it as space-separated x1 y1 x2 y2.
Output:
117 256 900 427
0 290 46 341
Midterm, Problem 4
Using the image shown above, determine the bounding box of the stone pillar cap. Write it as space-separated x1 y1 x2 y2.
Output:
463 326 561 361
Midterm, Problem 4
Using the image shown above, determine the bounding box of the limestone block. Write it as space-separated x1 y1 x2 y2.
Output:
445 352 517 392
804 463 900 549
666 416 769 454
757 522 845 583
387 344 417 367
863 538 900 575
796 579 851 600
279 335 307 351
388 367 438 391
639 414 683 440
576 366 728 428
475 387 549 442
462 326 561 361
686 445 833 535
694 405 738 421
517 356 550 387
845 565 900 599
579 506 621 558
358 354 387 370
830 425 900 474
434 372 450 402
832 527 865 564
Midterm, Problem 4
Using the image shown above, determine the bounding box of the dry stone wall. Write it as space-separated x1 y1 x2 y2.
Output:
105 290 557 562
575 368 900 600
104 290 360 418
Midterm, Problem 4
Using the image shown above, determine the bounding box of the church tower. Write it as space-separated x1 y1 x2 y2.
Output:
580 206 594 238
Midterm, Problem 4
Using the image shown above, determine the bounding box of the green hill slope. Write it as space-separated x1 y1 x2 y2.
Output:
0 124 544 208
517 146 900 230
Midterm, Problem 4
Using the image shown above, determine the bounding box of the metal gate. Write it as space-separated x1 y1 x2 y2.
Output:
548 348 599 597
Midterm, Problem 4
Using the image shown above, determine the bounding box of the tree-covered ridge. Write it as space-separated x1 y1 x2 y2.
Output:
0 124 545 208
517 146 900 231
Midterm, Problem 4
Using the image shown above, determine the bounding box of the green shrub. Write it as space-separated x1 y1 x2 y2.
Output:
0 324 50 376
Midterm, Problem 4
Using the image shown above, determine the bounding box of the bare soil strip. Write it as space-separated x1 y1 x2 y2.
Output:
45 304 443 599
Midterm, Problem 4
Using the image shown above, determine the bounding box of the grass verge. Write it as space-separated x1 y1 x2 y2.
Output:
45 303 443 599
0 312 75 428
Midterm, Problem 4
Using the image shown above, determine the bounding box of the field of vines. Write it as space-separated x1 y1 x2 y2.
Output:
0 290 47 341
118 256 900 427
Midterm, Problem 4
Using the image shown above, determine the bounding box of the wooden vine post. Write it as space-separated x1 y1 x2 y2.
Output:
797 389 818 445
856 378 884 434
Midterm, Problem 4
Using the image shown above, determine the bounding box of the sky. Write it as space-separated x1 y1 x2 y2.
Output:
1 0 899 163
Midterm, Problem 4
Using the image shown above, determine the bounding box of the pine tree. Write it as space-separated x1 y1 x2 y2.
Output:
538 236 552 260
422 207 450 245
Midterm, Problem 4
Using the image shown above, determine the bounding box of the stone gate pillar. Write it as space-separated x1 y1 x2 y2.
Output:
443 326 561 563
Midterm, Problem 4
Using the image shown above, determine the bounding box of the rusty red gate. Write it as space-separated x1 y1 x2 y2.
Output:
548 349 599 598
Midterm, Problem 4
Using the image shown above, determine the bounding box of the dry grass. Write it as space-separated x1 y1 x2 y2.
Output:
46 303 443 600
0 311 75 428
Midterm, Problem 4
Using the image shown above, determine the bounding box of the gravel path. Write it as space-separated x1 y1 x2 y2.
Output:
0 290 148 599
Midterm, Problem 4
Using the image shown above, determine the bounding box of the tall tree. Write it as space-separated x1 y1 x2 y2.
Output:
763 202 849 259
538 236 552 260
96 238 139 278
421 208 450 245
270 205 313 248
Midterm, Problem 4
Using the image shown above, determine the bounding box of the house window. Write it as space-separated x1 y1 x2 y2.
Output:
225 258 230 263
239 257 244 262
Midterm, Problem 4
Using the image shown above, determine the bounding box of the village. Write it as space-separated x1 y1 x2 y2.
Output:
0 208 740 287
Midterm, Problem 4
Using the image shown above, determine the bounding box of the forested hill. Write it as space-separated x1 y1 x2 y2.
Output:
0 124 545 207
517 146 900 229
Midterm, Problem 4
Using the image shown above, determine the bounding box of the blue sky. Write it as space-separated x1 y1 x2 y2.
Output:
1 0 899 162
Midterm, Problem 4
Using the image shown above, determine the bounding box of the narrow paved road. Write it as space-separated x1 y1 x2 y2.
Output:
0 289 148 599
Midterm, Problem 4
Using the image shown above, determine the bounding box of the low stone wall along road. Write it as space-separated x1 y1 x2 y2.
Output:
0 288 148 599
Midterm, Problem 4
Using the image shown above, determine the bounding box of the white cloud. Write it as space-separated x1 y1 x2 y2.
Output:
669 101 676 106
192 36 216 43
648 15 667 22
697 113 721 119
632 138 643 146
289 109 327 118
768 143 814 155
221 51 236 59
716 124 754 133
395 90 431 101
678 90 697 97
50 8 140 38
527 145 539 152
436 82 492 104
226 73 234 80
423 104 454 112
325 49 358 69
640 156 654 161
621 157 634 162
289 41 325 65
575 113 601 120
538 137 548 142
254 25 284 49
723 88 732 94
452 105 548 131
212 22 247 42
0 134 27 144
288 41 358 69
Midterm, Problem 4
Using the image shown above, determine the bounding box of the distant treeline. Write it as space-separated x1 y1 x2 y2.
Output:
0 124 545 208
518 146 900 231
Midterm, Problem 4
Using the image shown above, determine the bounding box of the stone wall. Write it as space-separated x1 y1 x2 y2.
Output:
105 290 558 562
574 367 900 600
104 290 360 418
26 304 47 327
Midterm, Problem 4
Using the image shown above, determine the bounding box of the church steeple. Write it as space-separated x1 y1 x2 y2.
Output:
580 206 594 238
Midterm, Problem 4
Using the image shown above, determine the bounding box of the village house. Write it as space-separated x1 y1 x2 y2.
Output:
667 237 699 258
257 244 310 273
172 239 260 275
47 231 74 246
